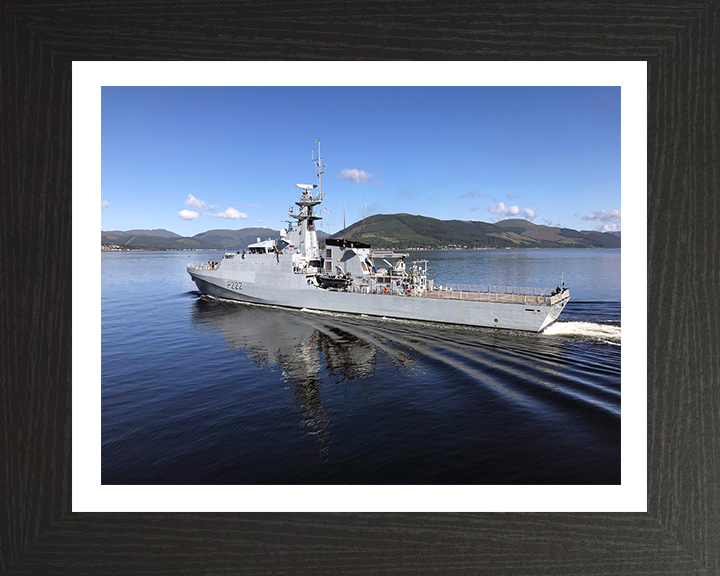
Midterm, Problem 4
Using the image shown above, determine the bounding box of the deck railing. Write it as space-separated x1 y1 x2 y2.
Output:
424 284 569 306
437 284 553 296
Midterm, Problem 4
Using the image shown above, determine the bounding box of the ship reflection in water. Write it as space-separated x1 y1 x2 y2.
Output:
190 297 417 459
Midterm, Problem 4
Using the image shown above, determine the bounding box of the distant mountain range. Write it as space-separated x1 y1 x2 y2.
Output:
101 227 328 251
103 229 183 239
102 217 620 251
329 214 621 249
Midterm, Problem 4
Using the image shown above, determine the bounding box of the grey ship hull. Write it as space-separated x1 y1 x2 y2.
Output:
188 254 569 333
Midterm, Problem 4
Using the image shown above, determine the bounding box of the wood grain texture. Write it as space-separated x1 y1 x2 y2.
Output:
1 1 718 574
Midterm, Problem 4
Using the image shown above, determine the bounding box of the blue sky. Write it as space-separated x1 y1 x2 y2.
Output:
102 86 621 235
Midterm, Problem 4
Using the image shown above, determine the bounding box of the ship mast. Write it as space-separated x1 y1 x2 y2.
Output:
313 141 325 199
289 143 325 260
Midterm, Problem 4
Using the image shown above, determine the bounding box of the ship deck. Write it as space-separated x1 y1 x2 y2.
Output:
422 289 568 306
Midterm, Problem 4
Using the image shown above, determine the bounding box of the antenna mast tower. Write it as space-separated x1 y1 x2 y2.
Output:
313 141 325 200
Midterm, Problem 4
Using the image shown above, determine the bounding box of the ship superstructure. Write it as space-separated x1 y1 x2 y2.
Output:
188 145 570 332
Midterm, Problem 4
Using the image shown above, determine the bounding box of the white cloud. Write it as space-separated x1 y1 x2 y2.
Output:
214 207 248 219
101 200 109 209
582 208 621 231
339 168 372 184
582 209 621 223
179 209 200 220
208 204 217 211
470 205 480 211
243 203 260 209
523 207 536 221
506 193 516 200
488 202 521 216
185 193 206 211
461 190 479 199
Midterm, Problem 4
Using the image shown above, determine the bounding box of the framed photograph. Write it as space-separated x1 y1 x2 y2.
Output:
3 2 717 574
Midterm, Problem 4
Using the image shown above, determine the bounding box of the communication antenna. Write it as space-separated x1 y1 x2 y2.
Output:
312 141 325 201
360 189 370 235
360 200 368 235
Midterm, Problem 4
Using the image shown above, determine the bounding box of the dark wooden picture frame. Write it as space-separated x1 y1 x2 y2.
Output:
2 2 717 574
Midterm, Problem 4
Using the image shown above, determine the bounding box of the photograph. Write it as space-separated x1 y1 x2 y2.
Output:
101 86 621 485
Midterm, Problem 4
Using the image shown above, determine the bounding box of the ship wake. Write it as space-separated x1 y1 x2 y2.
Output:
543 321 621 345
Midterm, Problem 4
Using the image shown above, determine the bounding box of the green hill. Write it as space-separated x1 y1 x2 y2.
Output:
192 228 327 250
101 232 213 250
494 219 621 248
101 227 328 251
192 228 282 250
331 215 621 249
103 228 182 239
102 219 618 251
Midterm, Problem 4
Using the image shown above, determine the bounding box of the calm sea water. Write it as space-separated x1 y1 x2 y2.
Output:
102 249 621 484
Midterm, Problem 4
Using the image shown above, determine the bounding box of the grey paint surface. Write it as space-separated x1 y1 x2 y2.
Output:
188 254 568 332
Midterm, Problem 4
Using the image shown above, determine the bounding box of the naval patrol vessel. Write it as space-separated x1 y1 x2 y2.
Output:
188 146 570 332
